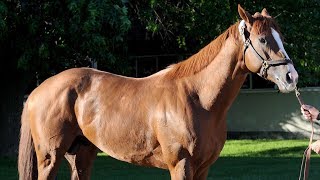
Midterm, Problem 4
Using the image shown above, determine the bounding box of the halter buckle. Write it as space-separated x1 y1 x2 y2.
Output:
259 61 270 79
244 39 251 48
240 26 245 36
262 61 269 68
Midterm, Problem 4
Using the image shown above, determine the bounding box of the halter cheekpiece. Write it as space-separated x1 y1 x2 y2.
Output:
238 20 293 78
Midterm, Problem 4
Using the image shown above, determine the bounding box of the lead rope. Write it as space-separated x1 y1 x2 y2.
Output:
296 88 314 180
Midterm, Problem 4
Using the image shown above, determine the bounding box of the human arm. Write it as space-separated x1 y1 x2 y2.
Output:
311 140 320 154
300 104 320 121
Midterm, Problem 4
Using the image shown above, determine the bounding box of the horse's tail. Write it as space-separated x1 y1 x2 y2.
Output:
18 102 37 180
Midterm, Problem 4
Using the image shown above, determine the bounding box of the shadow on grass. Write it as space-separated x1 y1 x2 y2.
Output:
56 154 320 180
211 157 320 180
2 155 320 180
58 156 170 180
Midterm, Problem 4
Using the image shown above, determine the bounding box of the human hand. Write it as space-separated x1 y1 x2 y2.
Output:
311 140 320 154
301 104 319 121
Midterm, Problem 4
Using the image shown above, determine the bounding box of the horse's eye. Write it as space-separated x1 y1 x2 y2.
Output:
259 38 267 44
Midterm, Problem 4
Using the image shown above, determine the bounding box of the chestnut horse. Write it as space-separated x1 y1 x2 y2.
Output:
19 5 298 180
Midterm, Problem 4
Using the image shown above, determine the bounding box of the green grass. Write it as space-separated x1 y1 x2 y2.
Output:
3 139 320 179
220 139 314 157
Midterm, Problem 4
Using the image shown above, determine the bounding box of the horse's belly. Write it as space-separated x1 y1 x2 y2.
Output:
80 121 168 169
98 139 168 169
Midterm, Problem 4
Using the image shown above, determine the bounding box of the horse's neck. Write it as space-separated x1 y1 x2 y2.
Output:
190 38 247 111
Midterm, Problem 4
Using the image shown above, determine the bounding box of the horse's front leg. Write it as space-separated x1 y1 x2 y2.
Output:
193 166 210 180
169 157 193 180
164 144 194 180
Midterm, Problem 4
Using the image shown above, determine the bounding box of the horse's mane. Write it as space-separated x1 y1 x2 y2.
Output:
164 22 240 80
163 13 282 80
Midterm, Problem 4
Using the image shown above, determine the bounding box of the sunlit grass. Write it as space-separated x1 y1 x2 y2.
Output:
220 139 311 157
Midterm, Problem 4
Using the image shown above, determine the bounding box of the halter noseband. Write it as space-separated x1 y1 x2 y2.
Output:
238 20 293 78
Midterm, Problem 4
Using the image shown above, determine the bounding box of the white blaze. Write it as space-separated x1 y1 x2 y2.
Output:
271 28 289 59
238 20 246 42
271 28 298 81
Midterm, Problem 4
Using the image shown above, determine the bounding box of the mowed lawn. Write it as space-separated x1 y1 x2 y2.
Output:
2 139 320 179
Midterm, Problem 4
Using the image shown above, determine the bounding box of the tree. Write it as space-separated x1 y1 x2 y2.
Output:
128 0 236 53
128 0 320 87
0 0 131 86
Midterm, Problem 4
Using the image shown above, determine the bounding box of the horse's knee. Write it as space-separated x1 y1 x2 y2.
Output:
169 158 193 180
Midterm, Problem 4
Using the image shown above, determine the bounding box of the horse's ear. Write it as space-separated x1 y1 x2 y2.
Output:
261 8 270 17
238 4 253 24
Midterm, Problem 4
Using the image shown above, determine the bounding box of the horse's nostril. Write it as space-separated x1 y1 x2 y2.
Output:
286 72 293 83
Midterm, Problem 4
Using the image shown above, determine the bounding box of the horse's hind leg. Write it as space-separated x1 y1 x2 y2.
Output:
64 139 98 180
35 145 66 180
33 123 77 179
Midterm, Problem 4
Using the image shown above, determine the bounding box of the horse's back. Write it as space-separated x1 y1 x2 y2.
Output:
27 67 112 103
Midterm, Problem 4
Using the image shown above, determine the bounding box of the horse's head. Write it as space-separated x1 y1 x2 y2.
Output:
238 5 298 93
